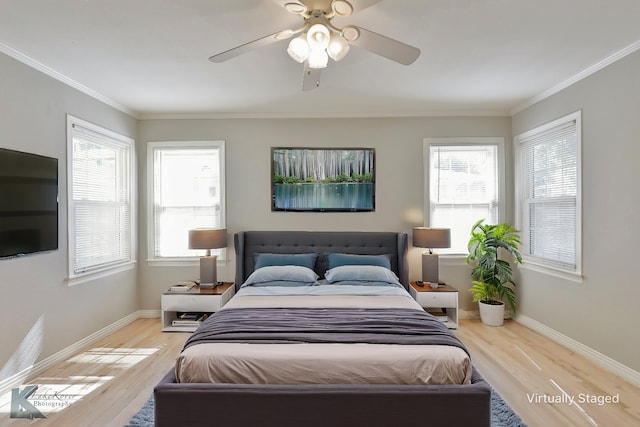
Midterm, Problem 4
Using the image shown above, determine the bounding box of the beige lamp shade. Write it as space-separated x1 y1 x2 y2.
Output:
412 227 451 284
188 228 227 288
189 228 227 252
412 227 451 249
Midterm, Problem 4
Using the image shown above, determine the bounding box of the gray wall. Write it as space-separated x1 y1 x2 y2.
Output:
137 117 512 313
512 50 640 371
0 52 138 382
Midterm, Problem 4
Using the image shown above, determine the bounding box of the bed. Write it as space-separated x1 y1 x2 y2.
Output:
154 231 491 427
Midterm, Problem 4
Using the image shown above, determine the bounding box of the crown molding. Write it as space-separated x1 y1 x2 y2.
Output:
0 42 138 119
511 39 640 115
137 109 511 120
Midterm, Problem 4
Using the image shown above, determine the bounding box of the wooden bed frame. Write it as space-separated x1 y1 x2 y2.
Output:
154 231 491 427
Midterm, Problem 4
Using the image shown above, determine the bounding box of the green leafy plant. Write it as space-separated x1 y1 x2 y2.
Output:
466 219 522 313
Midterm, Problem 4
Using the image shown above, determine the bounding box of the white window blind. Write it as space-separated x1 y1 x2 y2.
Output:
516 111 581 274
149 142 225 259
68 116 134 276
425 139 502 254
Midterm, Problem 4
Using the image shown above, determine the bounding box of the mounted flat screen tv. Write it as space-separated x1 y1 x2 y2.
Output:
0 147 58 259
272 147 375 212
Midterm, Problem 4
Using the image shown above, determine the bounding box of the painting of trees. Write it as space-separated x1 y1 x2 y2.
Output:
272 148 375 211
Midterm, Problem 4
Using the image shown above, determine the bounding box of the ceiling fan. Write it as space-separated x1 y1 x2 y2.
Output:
209 0 420 90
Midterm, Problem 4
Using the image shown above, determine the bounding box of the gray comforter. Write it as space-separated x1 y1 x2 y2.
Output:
183 307 469 355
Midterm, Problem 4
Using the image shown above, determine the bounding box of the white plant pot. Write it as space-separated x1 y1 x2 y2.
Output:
479 300 505 326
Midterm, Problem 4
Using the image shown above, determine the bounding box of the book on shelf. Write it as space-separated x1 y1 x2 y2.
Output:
172 319 200 327
172 312 209 327
172 320 198 327
178 312 206 320
170 281 196 292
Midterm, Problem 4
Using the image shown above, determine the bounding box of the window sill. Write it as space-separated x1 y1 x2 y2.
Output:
146 257 227 267
519 261 583 283
67 261 136 287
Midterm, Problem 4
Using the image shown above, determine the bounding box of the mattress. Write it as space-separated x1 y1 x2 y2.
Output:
175 284 472 386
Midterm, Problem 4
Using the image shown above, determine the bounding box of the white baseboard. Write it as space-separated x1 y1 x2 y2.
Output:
459 309 513 320
138 309 161 318
515 314 640 388
0 310 156 397
458 309 480 320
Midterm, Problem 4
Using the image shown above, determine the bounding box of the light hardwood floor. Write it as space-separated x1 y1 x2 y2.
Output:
455 320 640 426
0 318 638 426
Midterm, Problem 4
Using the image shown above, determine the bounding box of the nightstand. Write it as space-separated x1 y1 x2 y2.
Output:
409 282 459 329
161 282 235 332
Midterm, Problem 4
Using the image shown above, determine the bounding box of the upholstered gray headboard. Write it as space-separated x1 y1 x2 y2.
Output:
234 231 409 290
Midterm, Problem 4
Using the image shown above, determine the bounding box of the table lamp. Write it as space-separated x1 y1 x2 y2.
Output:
188 228 227 288
412 227 451 285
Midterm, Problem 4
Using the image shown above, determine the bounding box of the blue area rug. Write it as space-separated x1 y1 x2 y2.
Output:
490 388 527 426
126 388 526 426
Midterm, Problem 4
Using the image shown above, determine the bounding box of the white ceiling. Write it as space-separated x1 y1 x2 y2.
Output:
1 0 640 118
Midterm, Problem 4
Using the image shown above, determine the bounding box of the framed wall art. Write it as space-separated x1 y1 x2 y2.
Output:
271 147 375 212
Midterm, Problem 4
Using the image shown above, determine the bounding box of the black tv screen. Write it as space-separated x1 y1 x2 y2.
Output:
0 147 58 258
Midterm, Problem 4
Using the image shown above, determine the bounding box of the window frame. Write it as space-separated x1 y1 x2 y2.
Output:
514 110 582 280
423 137 505 256
146 140 226 264
66 115 136 284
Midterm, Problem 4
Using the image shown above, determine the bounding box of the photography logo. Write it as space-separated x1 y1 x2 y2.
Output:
10 385 46 419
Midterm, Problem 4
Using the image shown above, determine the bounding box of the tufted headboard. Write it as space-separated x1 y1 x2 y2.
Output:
234 231 409 291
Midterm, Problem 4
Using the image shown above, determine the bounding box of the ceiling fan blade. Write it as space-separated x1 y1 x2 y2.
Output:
209 31 290 63
346 25 420 65
302 62 321 91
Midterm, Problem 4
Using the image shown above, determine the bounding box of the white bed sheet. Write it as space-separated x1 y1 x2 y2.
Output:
175 286 472 385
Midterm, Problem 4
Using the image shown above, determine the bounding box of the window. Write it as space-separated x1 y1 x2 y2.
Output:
148 141 225 260
424 138 504 254
67 115 135 279
515 111 581 277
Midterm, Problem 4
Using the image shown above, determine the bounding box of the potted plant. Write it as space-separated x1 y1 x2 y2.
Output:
466 219 522 326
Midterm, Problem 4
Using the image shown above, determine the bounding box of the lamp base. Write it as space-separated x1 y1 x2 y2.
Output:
199 255 218 288
421 252 439 284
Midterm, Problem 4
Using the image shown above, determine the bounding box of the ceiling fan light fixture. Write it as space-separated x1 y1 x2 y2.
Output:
284 2 307 14
341 25 360 42
307 24 330 50
331 0 353 17
327 33 349 61
287 35 309 63
308 48 328 69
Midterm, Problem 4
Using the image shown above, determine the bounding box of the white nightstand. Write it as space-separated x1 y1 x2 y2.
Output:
161 282 235 332
409 282 459 329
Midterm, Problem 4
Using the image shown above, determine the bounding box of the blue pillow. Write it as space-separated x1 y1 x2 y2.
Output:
254 253 318 270
242 266 319 288
324 265 399 284
326 253 392 270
